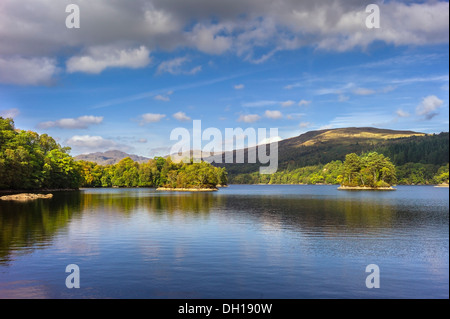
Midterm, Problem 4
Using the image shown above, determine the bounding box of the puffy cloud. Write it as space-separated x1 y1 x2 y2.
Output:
0 0 447 77
416 95 444 120
237 114 260 123
140 113 166 123
187 23 232 55
0 108 20 119
38 116 103 129
66 46 151 74
264 110 283 119
66 135 122 152
0 56 59 85
173 111 191 121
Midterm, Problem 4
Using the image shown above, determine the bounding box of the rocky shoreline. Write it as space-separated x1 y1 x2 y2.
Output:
0 193 54 201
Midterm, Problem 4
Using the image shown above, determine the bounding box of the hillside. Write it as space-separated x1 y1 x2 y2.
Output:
75 150 150 165
210 127 448 176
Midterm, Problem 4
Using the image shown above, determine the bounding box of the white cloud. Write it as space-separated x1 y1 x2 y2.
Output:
284 83 302 90
154 95 170 102
264 110 283 119
140 113 166 124
0 56 59 85
66 46 151 74
0 0 448 72
416 95 444 120
396 109 410 118
173 111 191 121
234 84 245 90
258 135 282 145
281 100 295 107
38 116 103 129
188 23 232 55
298 100 311 107
188 65 203 74
157 57 202 75
237 114 261 123
154 91 174 101
0 108 20 119
66 135 120 152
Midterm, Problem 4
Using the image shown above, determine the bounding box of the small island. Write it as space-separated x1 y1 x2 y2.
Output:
338 152 397 191
154 160 226 191
156 187 218 192
337 185 395 191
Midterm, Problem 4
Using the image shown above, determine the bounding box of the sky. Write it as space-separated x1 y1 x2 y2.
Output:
0 0 448 157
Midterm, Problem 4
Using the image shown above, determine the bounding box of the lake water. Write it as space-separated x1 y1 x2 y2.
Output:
0 185 448 299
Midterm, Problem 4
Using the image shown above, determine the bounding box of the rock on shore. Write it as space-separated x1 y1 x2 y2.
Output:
0 193 53 201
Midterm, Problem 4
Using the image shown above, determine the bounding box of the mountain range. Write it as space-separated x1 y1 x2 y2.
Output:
74 150 150 165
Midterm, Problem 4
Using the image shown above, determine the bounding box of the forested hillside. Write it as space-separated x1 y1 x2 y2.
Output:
221 128 449 185
0 117 81 190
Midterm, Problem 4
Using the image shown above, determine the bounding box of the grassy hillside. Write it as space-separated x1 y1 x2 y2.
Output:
75 150 150 165
212 127 448 178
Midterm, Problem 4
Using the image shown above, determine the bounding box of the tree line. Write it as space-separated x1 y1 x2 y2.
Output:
78 157 227 189
230 153 448 186
0 118 227 190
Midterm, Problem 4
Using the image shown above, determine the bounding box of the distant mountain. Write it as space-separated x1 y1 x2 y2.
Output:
74 150 150 165
209 127 449 176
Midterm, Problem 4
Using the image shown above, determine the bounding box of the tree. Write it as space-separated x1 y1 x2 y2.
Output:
342 152 396 188
343 153 361 186
0 117 83 190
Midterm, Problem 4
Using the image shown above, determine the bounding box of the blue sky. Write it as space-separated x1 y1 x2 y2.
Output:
0 0 448 157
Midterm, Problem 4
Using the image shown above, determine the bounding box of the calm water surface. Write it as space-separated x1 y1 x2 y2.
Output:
0 185 448 298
